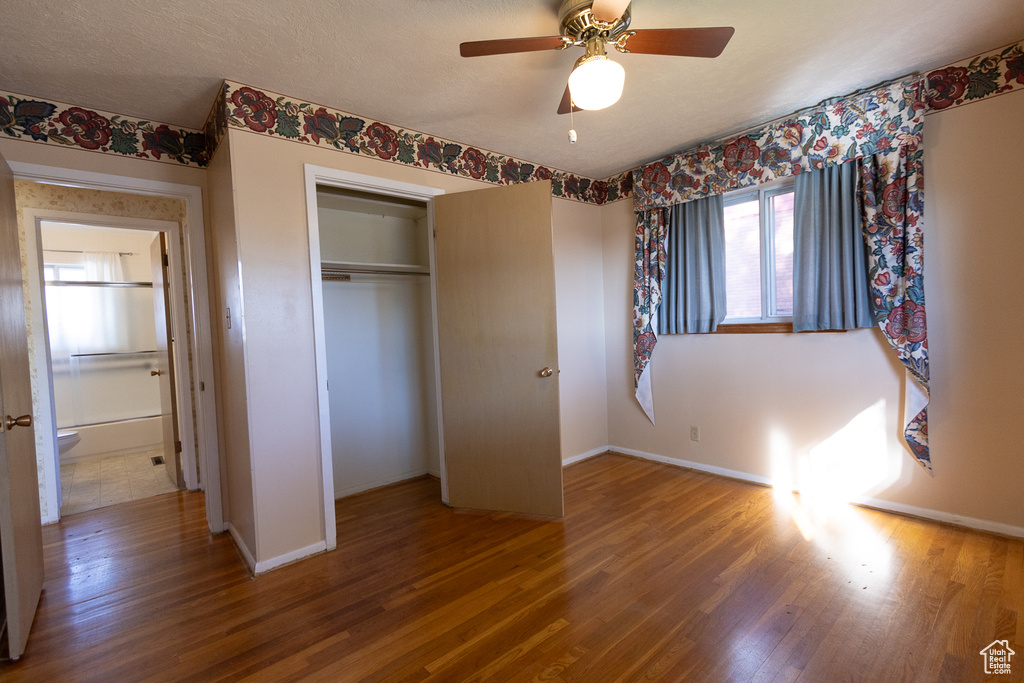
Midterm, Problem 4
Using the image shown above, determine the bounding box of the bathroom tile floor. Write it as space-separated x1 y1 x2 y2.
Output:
60 449 181 516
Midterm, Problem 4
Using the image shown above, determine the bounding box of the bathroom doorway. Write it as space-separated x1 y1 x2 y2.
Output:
38 221 183 515
10 166 221 534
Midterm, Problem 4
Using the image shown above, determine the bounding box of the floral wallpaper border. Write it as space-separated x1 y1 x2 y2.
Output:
213 80 629 205
2 39 1018 199
0 90 209 167
924 40 1024 111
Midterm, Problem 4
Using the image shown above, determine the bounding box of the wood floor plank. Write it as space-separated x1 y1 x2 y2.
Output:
1 454 1020 682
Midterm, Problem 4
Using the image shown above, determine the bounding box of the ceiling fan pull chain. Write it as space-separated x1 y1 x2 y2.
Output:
568 101 577 144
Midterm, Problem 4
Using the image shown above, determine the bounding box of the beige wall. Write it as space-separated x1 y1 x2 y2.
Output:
922 90 1024 528
206 136 256 556
218 128 612 563
601 90 1024 532
552 199 609 458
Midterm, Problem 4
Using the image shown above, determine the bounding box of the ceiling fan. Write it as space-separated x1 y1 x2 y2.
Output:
459 0 735 115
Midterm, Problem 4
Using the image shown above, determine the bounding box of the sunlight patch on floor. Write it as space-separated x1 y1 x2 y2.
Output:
770 400 900 574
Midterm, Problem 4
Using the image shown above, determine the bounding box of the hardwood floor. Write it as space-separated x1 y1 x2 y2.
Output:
2 453 1021 682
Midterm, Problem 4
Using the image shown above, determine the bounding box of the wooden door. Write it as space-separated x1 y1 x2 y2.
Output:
433 180 563 518
150 234 181 488
0 151 44 658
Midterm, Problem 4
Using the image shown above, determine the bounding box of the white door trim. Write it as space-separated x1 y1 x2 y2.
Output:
302 164 446 550
9 162 223 533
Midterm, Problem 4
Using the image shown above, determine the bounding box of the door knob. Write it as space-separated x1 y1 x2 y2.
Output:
5 414 32 430
539 367 554 378
151 370 163 376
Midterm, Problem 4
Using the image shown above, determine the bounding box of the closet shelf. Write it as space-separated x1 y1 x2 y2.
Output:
321 260 430 276
70 351 158 358
44 280 153 288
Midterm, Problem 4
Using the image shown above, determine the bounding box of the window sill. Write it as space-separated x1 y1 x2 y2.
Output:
715 322 847 334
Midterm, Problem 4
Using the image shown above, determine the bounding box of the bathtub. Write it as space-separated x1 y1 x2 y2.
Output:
56 416 164 465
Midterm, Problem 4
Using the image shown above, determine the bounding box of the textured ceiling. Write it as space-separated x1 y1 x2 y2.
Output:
2 0 1023 178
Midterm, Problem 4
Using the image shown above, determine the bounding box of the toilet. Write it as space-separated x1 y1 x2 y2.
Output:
56 431 80 455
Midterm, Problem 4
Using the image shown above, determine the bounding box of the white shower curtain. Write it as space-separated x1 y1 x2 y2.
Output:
46 250 160 427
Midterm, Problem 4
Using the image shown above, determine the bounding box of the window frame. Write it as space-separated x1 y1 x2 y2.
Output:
44 262 87 283
721 177 795 327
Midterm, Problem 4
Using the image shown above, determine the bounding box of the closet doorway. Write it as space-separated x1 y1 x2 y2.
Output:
316 186 442 499
305 167 564 540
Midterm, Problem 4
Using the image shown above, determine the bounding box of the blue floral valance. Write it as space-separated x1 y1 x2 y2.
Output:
631 77 926 211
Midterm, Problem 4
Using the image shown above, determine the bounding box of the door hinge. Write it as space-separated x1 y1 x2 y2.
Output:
175 440 182 454
200 380 205 391
162 254 169 267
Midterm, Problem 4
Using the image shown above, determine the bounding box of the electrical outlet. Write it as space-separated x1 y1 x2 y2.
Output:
690 426 700 442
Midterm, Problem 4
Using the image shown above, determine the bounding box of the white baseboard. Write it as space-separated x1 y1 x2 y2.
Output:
852 496 1024 539
562 446 611 466
575 446 1024 540
254 540 327 575
227 522 256 572
609 445 774 487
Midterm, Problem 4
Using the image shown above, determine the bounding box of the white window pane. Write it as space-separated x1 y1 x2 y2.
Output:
58 265 86 282
772 192 794 316
724 198 762 319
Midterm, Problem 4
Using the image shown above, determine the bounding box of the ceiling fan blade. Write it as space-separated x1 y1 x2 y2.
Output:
557 85 583 115
460 36 566 57
591 0 631 23
618 27 735 58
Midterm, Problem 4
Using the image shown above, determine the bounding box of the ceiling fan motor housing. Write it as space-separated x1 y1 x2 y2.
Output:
559 0 631 40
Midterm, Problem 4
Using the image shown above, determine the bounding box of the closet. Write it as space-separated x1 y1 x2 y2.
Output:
315 186 440 499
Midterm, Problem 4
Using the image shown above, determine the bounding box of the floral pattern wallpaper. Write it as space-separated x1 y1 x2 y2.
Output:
214 81 626 205
0 90 209 167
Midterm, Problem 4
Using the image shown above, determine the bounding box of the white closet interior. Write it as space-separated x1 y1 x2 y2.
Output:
316 186 440 498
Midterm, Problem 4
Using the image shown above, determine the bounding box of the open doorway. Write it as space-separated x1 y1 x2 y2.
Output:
9 163 222 534
39 222 183 515
19 203 201 525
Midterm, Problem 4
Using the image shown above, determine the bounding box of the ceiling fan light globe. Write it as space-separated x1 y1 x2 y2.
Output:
567 56 624 110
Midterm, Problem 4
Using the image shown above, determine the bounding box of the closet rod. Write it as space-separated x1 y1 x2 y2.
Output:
44 248 134 256
321 268 429 279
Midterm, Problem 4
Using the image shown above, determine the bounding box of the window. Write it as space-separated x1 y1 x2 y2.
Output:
44 263 86 282
722 181 794 324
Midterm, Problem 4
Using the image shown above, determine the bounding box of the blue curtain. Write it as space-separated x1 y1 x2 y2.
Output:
657 195 726 334
792 161 874 332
